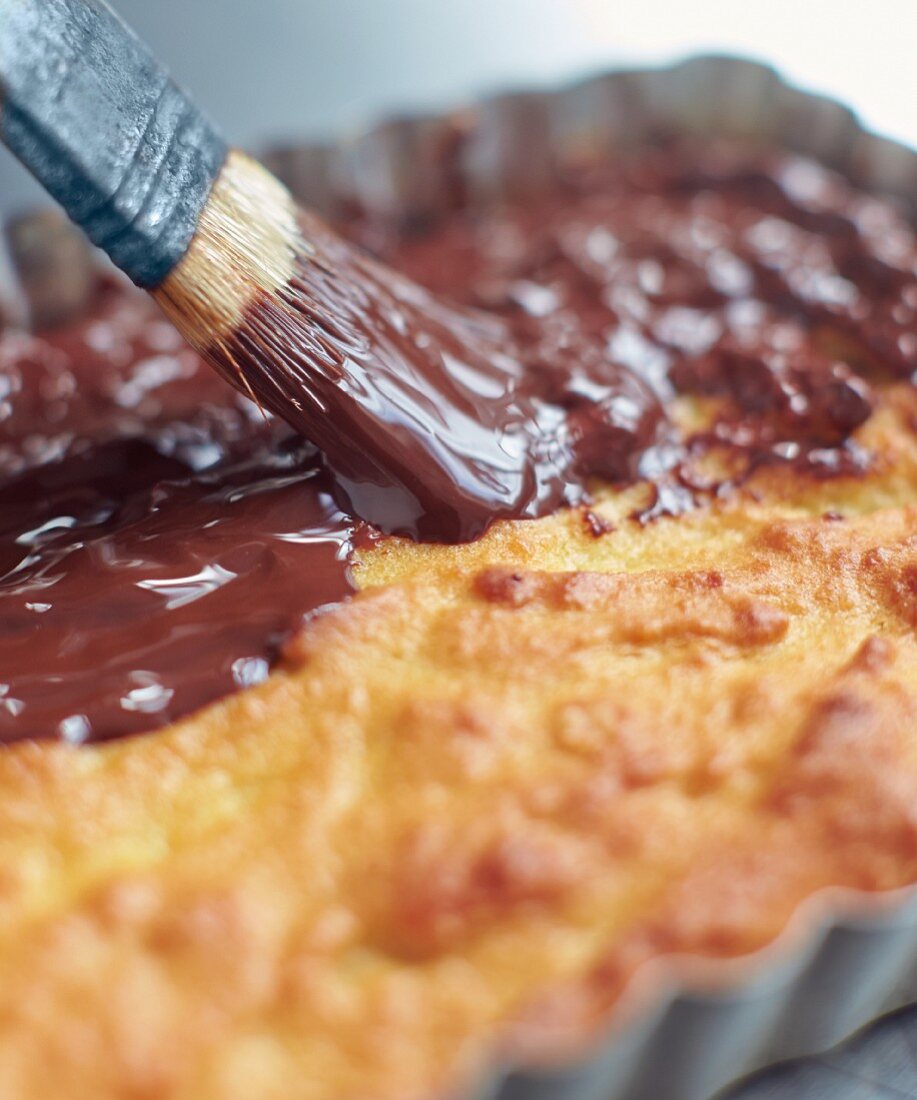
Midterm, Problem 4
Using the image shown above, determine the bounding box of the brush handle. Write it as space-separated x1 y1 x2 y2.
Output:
0 0 227 288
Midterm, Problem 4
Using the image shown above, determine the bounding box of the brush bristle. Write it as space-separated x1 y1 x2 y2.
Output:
148 149 544 541
152 150 301 362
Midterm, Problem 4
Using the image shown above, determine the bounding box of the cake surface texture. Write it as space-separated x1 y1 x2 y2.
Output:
0 136 914 1099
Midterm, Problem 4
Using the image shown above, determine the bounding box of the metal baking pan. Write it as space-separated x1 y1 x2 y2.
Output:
2 53 915 1100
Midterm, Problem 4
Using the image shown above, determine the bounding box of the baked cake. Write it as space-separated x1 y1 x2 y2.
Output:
0 133 914 1099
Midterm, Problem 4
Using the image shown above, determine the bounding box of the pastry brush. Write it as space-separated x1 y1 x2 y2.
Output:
0 0 545 540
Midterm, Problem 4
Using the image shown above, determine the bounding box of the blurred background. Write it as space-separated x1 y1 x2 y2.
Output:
1 0 915 215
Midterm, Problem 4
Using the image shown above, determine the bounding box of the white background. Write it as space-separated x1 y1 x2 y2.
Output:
1 0 915 212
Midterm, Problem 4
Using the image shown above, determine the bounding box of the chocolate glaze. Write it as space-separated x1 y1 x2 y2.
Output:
209 208 664 540
0 142 913 742
0 438 354 741
380 147 914 512
0 286 357 742
211 144 913 541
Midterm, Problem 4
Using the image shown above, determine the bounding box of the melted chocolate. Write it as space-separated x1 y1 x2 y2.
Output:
0 143 913 742
375 147 914 524
208 145 913 541
211 209 662 540
0 439 354 741
0 288 356 742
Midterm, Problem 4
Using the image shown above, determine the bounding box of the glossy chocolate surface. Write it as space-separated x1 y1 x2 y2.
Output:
0 288 356 742
213 209 663 540
0 143 913 741
361 146 914 528
213 144 913 541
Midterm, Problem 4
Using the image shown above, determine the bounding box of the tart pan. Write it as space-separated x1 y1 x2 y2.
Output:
3 53 915 1100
